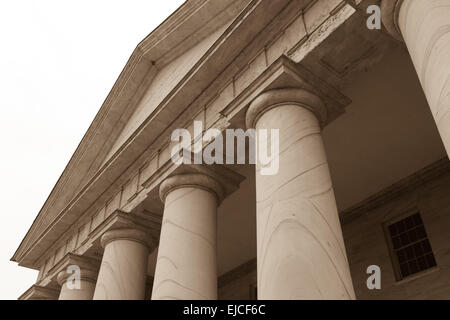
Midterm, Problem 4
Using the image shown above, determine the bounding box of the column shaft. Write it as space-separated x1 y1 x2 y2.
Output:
58 270 97 300
247 89 355 300
93 229 151 300
152 174 221 300
389 0 450 154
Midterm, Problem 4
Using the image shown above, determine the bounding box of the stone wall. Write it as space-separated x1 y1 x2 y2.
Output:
342 159 450 299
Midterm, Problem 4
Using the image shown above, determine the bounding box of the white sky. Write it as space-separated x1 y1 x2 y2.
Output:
0 0 184 300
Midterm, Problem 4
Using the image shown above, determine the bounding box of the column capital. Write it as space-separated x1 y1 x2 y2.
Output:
19 285 59 300
381 0 405 41
57 269 98 286
160 173 225 204
47 253 100 285
100 228 155 249
245 88 327 129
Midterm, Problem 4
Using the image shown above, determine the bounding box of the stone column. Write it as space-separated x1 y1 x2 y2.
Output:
93 228 153 300
151 173 223 300
382 0 450 155
57 269 97 300
246 88 355 300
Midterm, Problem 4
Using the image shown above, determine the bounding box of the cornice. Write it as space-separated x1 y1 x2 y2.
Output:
18 285 59 301
340 158 450 225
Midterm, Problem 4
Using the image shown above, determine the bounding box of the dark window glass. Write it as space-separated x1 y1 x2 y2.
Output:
388 213 436 280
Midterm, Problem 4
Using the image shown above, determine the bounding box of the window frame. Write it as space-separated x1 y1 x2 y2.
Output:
383 210 437 281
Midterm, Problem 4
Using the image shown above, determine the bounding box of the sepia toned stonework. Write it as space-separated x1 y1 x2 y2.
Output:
12 0 450 300
247 89 355 299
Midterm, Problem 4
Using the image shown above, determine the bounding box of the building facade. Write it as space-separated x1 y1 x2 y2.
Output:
12 0 450 300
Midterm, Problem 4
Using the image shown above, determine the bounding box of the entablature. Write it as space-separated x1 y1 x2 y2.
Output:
17 0 381 277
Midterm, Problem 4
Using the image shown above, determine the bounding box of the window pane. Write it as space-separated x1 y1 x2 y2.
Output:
387 212 436 280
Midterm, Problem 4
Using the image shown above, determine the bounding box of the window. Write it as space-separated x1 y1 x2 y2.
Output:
387 212 436 280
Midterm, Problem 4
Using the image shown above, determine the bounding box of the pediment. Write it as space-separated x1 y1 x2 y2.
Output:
13 0 323 268
12 0 252 266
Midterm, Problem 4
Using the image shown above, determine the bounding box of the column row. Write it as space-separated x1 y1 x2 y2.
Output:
56 87 356 300
53 0 450 299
